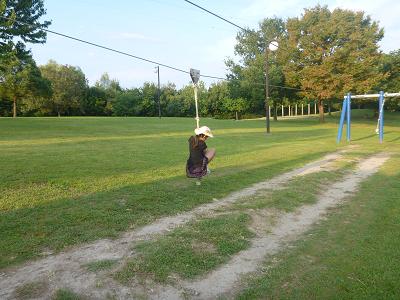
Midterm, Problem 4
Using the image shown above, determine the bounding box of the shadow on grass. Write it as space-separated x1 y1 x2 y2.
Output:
0 127 334 186
237 164 400 300
351 130 396 142
388 136 400 142
352 134 378 142
0 151 331 270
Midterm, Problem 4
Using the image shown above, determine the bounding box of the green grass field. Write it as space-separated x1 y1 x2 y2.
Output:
1 112 399 297
238 148 400 299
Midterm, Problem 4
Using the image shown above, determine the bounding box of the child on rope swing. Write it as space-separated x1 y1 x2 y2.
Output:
186 126 216 184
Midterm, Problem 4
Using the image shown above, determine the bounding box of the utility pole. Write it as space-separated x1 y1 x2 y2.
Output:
155 66 161 118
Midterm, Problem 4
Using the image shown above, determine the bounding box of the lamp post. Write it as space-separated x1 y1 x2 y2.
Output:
265 41 278 134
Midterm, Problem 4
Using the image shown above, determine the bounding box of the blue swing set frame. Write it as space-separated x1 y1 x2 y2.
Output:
337 91 400 144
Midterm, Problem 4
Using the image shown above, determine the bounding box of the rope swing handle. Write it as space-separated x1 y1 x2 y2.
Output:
190 69 201 129
194 84 200 129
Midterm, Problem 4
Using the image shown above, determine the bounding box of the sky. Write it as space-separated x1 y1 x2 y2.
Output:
29 0 400 89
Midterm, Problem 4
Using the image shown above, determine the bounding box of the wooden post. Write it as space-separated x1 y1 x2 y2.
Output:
13 97 17 118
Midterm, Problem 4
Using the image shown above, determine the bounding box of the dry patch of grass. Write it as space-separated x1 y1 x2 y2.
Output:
85 259 118 272
114 213 254 283
14 281 48 300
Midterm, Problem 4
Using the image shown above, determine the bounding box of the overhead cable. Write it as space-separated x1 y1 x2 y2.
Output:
1 15 302 91
0 15 189 74
183 0 246 32
182 0 279 49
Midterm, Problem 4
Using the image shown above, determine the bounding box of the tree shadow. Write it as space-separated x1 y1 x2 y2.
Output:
0 151 331 270
352 134 378 142
388 136 400 142
350 130 398 142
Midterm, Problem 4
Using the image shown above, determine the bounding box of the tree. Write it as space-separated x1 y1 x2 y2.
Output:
140 82 158 116
379 50 400 92
223 97 248 120
378 50 400 111
163 82 205 117
205 81 230 117
0 98 12 116
95 73 122 115
284 5 385 122
169 85 193 117
0 44 50 117
1 0 50 62
40 60 88 116
112 88 142 116
18 61 52 116
83 86 108 116
0 0 51 117
160 82 177 116
226 17 287 117
1 0 50 44
0 49 28 117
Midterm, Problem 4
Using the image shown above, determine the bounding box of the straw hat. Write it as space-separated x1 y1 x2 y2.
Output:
194 126 214 137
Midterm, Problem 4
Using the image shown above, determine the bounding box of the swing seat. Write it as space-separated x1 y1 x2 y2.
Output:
186 158 209 178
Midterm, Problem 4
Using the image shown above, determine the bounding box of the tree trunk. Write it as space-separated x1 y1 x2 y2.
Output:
13 97 17 118
328 101 331 116
318 99 324 123
273 103 278 121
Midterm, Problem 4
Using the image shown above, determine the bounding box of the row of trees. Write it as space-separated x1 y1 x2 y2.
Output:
0 61 251 118
1 2 399 119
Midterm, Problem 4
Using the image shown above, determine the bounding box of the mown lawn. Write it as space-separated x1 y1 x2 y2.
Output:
238 144 400 299
0 112 398 269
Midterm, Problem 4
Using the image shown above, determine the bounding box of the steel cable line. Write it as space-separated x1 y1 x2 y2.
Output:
0 16 190 74
182 0 246 31
1 15 302 91
0 15 247 82
181 1 308 93
182 0 280 49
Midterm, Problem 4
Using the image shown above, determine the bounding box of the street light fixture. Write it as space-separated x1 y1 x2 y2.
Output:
265 40 278 134
268 42 279 52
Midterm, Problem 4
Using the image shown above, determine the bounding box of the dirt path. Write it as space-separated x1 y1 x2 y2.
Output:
149 153 389 299
0 150 372 299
